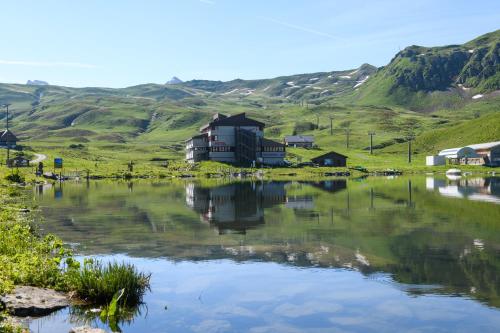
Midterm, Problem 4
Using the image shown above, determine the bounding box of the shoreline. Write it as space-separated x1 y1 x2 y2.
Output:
0 173 149 333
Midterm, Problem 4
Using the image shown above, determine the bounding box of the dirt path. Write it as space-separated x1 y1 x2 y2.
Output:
31 153 47 164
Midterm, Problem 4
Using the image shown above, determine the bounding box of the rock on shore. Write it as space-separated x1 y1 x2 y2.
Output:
0 286 69 317
70 326 108 333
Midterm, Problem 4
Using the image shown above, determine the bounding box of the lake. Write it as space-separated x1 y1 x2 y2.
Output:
29 176 500 333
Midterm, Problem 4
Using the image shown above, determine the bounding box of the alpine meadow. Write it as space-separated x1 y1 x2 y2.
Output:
0 30 498 174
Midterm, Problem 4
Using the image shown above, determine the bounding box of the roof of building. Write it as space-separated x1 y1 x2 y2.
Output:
311 151 348 162
185 133 208 142
10 155 29 161
200 113 265 131
0 130 17 142
466 141 500 150
438 146 478 158
261 138 284 147
284 135 314 143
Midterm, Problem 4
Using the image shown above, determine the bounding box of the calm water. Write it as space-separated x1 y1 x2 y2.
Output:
29 176 500 333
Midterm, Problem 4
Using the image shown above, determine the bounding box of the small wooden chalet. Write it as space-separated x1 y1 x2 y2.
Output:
311 151 348 167
7 156 29 168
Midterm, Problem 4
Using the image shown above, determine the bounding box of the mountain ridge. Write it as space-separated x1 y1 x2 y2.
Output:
0 30 498 159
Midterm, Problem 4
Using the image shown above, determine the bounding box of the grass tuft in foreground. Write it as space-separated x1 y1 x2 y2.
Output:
65 258 151 306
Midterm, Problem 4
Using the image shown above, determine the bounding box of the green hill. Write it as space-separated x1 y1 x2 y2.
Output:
411 112 500 153
0 30 498 166
348 29 500 111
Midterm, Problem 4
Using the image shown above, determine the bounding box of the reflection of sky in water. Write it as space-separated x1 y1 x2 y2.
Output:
31 256 500 333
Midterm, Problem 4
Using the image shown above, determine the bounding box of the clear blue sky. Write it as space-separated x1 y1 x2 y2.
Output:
0 0 498 88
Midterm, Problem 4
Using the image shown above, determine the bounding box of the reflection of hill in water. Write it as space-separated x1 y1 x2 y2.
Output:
34 177 500 307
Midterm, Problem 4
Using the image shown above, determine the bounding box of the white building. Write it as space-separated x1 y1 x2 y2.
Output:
467 141 500 166
426 155 446 166
438 147 478 159
436 141 500 166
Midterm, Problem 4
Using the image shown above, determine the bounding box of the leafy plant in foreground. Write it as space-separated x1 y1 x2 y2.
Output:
65 259 150 306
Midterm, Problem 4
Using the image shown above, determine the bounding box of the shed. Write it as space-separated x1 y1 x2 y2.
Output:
7 156 29 167
426 155 446 166
311 151 348 167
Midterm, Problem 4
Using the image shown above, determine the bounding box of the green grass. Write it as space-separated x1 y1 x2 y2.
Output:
65 259 150 306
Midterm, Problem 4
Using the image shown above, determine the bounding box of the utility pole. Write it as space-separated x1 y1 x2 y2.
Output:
407 136 414 163
4 103 10 131
3 104 11 166
368 131 375 154
345 128 351 149
329 116 333 136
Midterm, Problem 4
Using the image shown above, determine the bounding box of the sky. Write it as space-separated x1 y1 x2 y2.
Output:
0 0 499 88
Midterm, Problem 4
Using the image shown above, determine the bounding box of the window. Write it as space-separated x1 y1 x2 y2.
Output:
263 146 284 152
210 146 234 152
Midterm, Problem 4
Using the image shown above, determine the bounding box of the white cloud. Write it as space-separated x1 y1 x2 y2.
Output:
258 16 340 39
0 59 97 69
191 319 231 333
199 0 215 4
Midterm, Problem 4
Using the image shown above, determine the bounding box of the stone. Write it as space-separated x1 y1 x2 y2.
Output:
70 326 108 333
0 286 69 317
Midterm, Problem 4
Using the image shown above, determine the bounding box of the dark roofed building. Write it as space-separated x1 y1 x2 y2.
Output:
186 113 285 166
311 151 348 167
261 138 286 165
7 155 29 168
200 113 265 132
284 135 314 148
0 130 17 148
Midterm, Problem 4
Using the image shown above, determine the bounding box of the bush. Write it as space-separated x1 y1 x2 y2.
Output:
293 121 317 135
4 173 24 183
68 144 85 149
0 223 70 295
65 259 150 306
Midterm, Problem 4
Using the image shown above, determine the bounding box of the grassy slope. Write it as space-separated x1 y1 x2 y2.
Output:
0 31 498 173
343 29 500 111
407 112 500 153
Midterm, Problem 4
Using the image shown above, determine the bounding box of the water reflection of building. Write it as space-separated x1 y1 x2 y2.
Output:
308 180 347 193
186 182 287 234
285 195 314 209
426 177 500 204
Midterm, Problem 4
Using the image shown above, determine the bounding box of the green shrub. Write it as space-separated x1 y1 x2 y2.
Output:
68 143 85 149
0 313 25 333
65 259 150 306
293 121 317 134
0 223 71 295
4 173 24 184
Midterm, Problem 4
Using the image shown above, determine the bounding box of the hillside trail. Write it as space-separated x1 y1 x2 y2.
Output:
31 153 47 164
